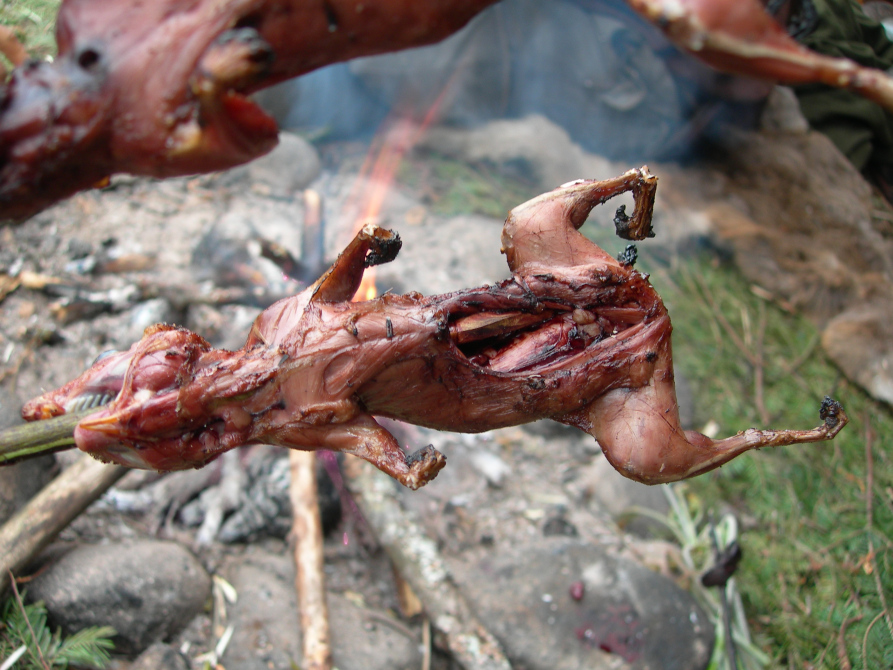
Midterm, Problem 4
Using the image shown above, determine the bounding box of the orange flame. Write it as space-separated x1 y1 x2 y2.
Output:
347 90 451 302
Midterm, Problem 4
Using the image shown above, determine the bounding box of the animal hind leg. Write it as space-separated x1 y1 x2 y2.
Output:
585 383 847 484
563 345 848 484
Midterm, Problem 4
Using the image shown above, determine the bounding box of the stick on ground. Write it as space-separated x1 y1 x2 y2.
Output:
0 455 126 596
344 457 513 670
289 450 333 670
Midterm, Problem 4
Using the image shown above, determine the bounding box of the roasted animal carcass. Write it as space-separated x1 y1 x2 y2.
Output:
4 0 893 221
22 168 847 488
626 0 893 108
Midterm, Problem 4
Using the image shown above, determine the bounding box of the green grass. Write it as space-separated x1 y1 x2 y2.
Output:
0 0 59 64
642 251 893 668
398 151 540 220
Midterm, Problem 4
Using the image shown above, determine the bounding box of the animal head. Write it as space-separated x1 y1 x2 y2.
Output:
22 325 222 469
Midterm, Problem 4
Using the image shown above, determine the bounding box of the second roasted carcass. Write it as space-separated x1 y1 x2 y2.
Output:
4 0 893 220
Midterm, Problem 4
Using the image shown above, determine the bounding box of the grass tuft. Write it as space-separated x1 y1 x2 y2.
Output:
0 0 60 63
645 251 893 668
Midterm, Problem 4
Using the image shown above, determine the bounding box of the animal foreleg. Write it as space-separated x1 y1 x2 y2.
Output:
272 413 446 490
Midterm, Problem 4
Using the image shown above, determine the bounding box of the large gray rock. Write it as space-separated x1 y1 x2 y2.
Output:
449 539 714 670
28 540 211 656
420 115 619 191
822 299 893 405
221 547 422 670
259 0 685 161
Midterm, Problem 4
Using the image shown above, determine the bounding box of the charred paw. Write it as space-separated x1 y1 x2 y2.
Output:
819 396 843 428
196 28 274 93
403 444 446 489
364 232 402 268
616 244 638 268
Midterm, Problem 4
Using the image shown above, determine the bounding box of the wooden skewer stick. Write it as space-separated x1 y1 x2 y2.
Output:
0 409 99 465
289 449 333 670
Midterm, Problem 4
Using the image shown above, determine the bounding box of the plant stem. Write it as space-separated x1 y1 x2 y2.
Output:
8 571 50 670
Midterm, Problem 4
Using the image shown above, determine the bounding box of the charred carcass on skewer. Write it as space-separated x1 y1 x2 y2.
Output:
3 0 893 221
22 168 847 488
626 0 893 109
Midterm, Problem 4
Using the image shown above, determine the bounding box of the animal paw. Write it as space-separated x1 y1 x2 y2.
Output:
401 445 446 490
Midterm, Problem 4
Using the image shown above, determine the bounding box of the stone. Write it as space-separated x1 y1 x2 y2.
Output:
27 540 211 656
449 539 713 670
420 115 619 191
822 299 893 405
468 449 512 488
220 547 422 670
574 456 672 538
374 213 509 295
130 642 190 670
118 298 177 347
760 87 810 134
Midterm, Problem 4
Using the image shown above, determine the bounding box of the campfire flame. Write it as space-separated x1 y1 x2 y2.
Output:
347 92 448 302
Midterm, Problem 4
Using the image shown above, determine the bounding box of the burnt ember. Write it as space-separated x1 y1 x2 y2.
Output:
22 167 848 489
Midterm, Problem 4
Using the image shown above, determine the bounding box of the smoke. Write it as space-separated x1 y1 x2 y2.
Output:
255 0 763 162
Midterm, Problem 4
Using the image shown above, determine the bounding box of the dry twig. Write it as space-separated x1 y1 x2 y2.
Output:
837 615 862 670
8 571 50 670
289 450 333 670
863 611 886 670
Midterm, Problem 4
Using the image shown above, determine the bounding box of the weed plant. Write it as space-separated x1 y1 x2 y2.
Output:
0 590 114 669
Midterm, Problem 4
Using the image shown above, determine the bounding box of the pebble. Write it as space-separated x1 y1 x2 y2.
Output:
130 642 190 670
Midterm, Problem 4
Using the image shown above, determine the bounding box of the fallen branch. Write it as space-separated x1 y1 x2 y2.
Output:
343 456 512 670
289 450 333 670
0 455 126 597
